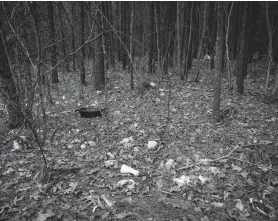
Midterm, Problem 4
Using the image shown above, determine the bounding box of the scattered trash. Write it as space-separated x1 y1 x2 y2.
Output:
12 140 20 151
120 164 139 176
147 141 158 149
173 175 190 187
120 137 133 145
117 179 136 190
104 160 117 168
165 159 175 170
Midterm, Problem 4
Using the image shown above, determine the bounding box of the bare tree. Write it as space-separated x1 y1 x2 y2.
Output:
130 2 134 89
236 2 249 94
47 2 59 83
225 2 234 90
80 2 86 86
95 2 105 90
148 2 155 74
183 2 194 80
0 19 23 128
176 2 183 80
194 2 208 82
264 2 273 94
212 2 224 123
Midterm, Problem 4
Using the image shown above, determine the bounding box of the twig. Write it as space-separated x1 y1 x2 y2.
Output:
177 145 278 172
226 157 277 172
209 145 241 162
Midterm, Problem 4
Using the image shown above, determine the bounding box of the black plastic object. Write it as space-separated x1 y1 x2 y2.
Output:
75 108 106 118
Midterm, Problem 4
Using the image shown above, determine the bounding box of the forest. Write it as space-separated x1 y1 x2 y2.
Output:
0 1 278 220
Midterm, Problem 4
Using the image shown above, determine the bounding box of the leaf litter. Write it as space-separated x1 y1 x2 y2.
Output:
0 66 278 221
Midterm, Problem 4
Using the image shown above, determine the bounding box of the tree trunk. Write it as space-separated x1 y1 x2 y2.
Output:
148 2 155 74
0 21 23 129
264 2 273 94
236 2 249 94
183 2 194 79
58 3 70 72
95 2 105 90
155 2 161 68
212 2 224 123
226 2 234 90
80 2 86 86
195 2 208 81
121 2 128 70
108 2 115 68
47 2 59 83
116 2 121 62
71 3 76 71
130 2 134 89
177 2 183 80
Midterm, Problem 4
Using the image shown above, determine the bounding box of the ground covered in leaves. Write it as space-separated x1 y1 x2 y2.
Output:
1 62 278 221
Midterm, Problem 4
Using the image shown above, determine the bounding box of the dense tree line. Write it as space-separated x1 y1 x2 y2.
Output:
0 2 278 129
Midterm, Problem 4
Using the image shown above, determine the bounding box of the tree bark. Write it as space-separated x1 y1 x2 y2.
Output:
177 2 183 80
148 2 155 74
71 3 76 71
0 20 23 129
130 2 134 89
236 2 249 94
212 2 224 123
47 2 59 83
58 3 70 72
195 2 208 82
80 2 86 86
95 2 105 90
264 2 273 94
183 2 194 79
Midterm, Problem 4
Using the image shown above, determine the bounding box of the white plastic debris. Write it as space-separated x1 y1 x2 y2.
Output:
96 90 103 95
165 159 174 170
12 140 20 151
104 160 117 168
173 175 190 187
117 179 136 190
86 141 96 147
147 141 158 149
150 82 155 87
198 175 210 184
120 137 133 144
120 164 139 176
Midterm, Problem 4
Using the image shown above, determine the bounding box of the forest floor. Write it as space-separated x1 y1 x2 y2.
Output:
0 60 278 221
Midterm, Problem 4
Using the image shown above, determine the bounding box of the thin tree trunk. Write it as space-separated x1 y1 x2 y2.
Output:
80 2 86 87
212 2 224 123
130 2 134 89
47 2 59 83
155 3 161 69
71 3 76 71
0 21 23 129
95 2 105 90
116 2 121 62
177 2 183 80
108 2 115 68
195 2 208 82
30 2 47 141
226 2 234 90
148 2 155 74
265 2 273 94
58 4 70 72
183 2 194 80
236 2 249 94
